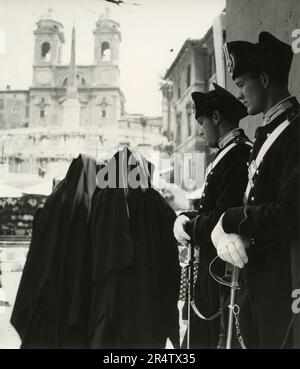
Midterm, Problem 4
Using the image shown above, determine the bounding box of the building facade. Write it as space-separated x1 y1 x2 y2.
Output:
0 89 30 130
0 10 163 181
29 11 125 128
161 12 226 191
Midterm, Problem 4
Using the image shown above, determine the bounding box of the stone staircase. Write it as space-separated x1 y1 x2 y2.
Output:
0 235 31 247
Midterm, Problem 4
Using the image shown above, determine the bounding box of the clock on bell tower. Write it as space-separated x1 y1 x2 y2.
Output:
36 70 52 85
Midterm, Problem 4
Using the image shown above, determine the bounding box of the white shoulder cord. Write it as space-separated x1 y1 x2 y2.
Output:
244 119 290 201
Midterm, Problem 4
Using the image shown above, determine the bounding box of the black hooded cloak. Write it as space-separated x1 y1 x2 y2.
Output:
11 155 97 348
89 148 181 349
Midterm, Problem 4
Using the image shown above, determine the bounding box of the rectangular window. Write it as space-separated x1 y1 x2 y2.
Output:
40 110 45 118
186 65 191 88
102 110 106 118
187 112 192 136
176 112 182 144
177 79 181 99
209 53 216 78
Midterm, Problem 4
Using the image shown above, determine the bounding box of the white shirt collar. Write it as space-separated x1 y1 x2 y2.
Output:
263 96 294 126
218 128 243 149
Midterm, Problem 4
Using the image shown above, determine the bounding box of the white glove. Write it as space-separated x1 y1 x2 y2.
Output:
211 214 250 268
173 215 191 246
216 234 250 268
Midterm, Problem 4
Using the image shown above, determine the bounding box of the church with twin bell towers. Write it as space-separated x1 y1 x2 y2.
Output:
0 8 163 181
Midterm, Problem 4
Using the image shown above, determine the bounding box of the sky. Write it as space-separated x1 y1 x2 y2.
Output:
0 0 225 116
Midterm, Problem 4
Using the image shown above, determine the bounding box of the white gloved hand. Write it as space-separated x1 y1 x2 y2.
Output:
215 233 250 268
173 215 191 247
211 214 251 268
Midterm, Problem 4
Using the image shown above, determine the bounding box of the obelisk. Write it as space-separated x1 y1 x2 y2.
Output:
62 26 80 129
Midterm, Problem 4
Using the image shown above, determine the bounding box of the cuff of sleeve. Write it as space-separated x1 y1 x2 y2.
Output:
179 211 198 220
222 207 245 234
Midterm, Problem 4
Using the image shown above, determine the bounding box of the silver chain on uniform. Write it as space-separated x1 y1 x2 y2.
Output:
231 304 247 349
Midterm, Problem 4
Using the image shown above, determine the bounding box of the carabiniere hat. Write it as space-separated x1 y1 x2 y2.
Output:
223 31 293 81
191 83 248 122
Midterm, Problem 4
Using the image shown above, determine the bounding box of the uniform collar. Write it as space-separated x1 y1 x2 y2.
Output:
218 128 244 149
263 96 298 126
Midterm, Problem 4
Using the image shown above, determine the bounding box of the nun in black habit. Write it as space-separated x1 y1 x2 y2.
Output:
89 148 181 349
11 154 98 348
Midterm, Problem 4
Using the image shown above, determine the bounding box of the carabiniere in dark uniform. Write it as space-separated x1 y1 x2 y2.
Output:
221 32 300 349
180 84 252 349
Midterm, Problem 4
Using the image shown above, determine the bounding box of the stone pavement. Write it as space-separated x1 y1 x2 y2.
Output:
0 271 22 349
0 271 187 349
0 243 187 349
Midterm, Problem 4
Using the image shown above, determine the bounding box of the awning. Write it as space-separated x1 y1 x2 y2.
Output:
22 180 53 196
0 182 23 198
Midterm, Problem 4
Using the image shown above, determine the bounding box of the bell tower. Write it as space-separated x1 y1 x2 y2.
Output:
92 8 124 124
93 8 121 87
32 9 65 86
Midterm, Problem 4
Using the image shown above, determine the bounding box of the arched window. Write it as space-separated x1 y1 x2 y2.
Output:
101 42 111 61
41 42 51 61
